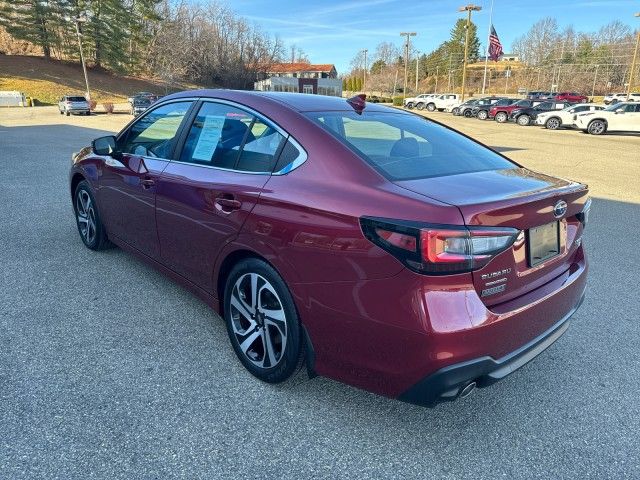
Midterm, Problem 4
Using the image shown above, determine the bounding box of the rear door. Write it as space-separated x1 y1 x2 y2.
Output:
156 100 286 290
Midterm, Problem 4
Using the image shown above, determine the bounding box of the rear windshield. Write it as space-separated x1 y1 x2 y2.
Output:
304 111 516 181
67 96 86 102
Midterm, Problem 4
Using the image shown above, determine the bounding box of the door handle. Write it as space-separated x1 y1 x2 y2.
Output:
215 197 242 213
141 177 155 188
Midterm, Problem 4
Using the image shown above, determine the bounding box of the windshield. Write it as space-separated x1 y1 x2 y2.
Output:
304 111 515 181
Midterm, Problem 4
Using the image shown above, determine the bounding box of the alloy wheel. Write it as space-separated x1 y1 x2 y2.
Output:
426 103 435 112
546 118 560 130
76 189 96 245
477 110 488 120
588 120 606 135
229 273 287 369
517 115 530 126
495 112 507 123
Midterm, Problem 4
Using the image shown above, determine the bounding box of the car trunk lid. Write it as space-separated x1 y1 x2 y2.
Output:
395 167 589 307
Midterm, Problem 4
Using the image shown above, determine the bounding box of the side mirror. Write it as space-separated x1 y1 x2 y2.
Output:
92 135 117 155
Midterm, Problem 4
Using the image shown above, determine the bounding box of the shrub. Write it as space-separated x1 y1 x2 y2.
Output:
392 96 403 106
89 100 97 111
102 102 114 114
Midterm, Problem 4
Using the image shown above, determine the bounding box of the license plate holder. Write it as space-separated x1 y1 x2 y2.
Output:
526 221 560 267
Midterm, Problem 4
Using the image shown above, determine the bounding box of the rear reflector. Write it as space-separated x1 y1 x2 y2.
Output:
361 217 519 275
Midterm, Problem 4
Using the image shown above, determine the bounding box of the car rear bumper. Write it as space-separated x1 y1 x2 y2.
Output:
398 293 583 407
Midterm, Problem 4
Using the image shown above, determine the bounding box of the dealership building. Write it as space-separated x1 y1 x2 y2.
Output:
254 63 342 96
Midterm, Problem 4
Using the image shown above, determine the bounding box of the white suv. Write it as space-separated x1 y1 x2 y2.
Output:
574 102 640 135
535 103 605 130
404 94 437 110
422 93 462 112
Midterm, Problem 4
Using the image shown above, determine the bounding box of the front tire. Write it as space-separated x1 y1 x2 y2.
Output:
224 259 303 383
74 180 111 250
517 114 531 126
416 102 425 111
65 110 70 116
426 103 436 112
463 109 472 118
405 102 414 109
477 110 488 120
545 117 561 130
495 111 508 123
587 120 607 135
451 107 459 115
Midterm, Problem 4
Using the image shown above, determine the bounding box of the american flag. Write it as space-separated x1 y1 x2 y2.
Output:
488 25 503 61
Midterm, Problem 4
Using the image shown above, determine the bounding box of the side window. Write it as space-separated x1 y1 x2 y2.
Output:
179 102 284 172
572 106 587 113
119 101 192 158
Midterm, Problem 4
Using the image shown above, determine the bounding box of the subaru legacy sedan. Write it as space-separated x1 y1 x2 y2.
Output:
69 90 589 406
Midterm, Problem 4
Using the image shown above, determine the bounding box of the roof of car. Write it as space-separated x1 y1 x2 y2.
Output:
162 89 398 113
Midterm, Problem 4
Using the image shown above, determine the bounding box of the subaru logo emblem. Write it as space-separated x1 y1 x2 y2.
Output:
553 200 568 218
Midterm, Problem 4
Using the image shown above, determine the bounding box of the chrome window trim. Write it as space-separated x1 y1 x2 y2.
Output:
170 97 309 176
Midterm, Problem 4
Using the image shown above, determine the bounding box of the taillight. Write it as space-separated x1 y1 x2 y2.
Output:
360 217 519 275
576 198 591 228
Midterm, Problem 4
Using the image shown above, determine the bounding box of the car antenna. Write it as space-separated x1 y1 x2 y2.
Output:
347 94 366 114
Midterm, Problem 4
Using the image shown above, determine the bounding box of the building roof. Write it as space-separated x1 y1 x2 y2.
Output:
265 63 336 73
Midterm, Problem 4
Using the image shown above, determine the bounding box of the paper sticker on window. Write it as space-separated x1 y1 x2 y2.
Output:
192 115 225 161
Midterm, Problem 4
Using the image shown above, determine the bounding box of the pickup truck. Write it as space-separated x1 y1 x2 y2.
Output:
422 93 462 112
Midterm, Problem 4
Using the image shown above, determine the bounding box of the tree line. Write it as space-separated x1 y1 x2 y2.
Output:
0 0 286 89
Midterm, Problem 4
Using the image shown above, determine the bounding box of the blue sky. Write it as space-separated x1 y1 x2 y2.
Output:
231 0 640 74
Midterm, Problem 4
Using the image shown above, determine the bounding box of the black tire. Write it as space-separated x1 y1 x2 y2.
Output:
426 103 436 112
451 107 459 115
73 180 111 250
416 102 425 110
495 111 508 123
517 114 531 126
545 117 561 130
59 110 64 115
224 258 303 383
405 102 414 109
463 109 472 118
587 119 607 135
477 110 488 120
65 110 70 116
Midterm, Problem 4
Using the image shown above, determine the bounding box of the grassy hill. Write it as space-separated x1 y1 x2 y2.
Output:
0 55 194 105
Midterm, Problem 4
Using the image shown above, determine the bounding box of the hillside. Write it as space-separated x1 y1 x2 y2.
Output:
0 55 194 105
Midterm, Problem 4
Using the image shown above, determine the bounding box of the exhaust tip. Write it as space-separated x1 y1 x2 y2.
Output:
459 381 477 399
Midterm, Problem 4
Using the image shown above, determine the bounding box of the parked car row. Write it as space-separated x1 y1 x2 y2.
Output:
603 92 640 104
410 93 640 135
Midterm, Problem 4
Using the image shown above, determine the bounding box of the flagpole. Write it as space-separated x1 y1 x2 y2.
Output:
481 0 494 94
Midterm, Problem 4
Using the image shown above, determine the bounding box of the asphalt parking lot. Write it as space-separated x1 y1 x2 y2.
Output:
1 106 639 479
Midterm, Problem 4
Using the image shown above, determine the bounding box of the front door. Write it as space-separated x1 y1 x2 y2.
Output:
156 100 286 290
99 101 193 258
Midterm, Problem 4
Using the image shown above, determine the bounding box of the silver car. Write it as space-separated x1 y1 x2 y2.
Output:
58 95 90 116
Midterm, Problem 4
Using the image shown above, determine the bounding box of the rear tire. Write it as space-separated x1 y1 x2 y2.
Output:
452 107 459 115
65 110 70 116
405 102 414 109
495 111 508 123
416 102 425 110
426 103 436 112
73 180 111 250
463 109 472 118
477 110 488 120
224 259 303 383
587 120 606 135
545 117 561 130
517 114 531 126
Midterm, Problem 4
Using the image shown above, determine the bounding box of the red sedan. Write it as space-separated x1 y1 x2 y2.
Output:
69 90 589 406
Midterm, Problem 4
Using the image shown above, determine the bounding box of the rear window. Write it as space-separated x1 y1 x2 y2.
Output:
305 111 515 181
67 96 86 102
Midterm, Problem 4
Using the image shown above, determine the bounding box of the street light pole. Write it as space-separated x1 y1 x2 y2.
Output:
459 4 481 102
400 32 416 99
362 48 368 94
72 15 91 101
626 13 640 100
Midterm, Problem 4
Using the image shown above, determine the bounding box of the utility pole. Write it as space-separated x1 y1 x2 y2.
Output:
481 0 494 94
362 49 368 94
69 14 91 101
400 32 416 99
592 64 600 97
459 4 481 102
415 51 420 91
435 66 439 93
447 53 453 91
626 13 640 100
